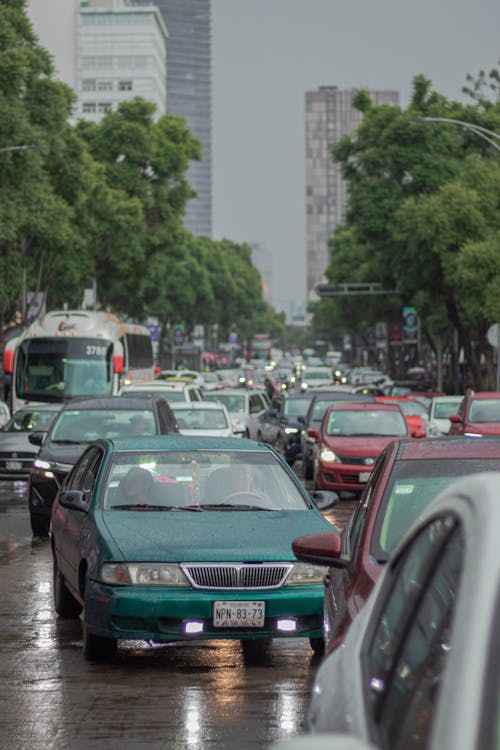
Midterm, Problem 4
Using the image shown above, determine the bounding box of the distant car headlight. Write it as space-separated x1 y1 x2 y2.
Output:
284 426 298 434
33 458 52 471
284 562 325 586
32 457 72 479
319 448 338 463
101 563 190 586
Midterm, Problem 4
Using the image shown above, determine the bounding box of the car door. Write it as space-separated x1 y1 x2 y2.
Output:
361 515 464 749
55 446 104 589
248 393 268 439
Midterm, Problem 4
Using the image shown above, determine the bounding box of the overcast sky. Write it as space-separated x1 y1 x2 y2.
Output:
211 0 500 313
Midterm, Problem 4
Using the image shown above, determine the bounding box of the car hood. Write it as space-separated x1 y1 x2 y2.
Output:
322 434 401 455
0 434 35 451
100 509 330 562
38 440 89 465
466 421 500 435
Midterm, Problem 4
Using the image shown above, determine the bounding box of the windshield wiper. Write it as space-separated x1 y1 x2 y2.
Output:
110 504 203 511
196 503 276 511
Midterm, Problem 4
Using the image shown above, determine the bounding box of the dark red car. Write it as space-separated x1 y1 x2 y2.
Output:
294 436 500 655
312 401 418 497
448 389 500 436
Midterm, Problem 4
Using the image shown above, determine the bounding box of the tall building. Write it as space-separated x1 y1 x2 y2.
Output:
153 1 212 237
248 242 273 304
27 0 167 122
78 0 167 122
305 86 399 300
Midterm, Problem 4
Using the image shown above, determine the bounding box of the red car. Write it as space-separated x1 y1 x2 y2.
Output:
294 436 500 655
375 395 430 435
448 389 500 436
312 401 418 497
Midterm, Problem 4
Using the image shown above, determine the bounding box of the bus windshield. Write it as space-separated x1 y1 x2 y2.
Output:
15 338 113 402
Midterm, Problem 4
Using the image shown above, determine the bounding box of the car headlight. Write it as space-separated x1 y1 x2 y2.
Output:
32 457 73 479
100 563 190 586
232 419 247 433
284 426 298 434
284 562 325 586
319 447 339 463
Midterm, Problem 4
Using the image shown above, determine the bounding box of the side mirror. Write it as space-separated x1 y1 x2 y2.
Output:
310 489 339 510
449 413 462 423
58 490 88 512
292 530 348 568
411 428 427 439
28 431 46 446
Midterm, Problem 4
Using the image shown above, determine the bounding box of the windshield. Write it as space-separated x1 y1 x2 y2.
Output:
326 409 407 437
15 338 113 402
284 398 311 418
173 408 229 430
469 399 500 422
102 450 309 511
433 401 461 419
51 409 156 442
397 400 428 417
4 408 58 432
204 393 246 413
372 457 500 561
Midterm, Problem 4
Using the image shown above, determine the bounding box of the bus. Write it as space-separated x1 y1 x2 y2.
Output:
4 310 154 412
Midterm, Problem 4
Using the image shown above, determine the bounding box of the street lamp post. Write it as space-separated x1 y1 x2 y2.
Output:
412 116 500 152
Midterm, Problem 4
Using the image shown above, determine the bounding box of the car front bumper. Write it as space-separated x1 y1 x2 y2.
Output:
85 580 324 642
315 463 373 493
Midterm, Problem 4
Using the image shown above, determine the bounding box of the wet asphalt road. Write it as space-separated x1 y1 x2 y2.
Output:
0 476 356 750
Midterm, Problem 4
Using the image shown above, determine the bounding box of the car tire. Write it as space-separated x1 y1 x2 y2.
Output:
309 637 325 655
53 557 82 618
303 457 313 481
83 625 117 662
30 513 50 537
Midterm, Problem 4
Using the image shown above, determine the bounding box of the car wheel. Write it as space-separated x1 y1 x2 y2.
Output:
53 557 82 618
309 637 325 655
30 513 50 537
83 625 117 662
303 457 313 481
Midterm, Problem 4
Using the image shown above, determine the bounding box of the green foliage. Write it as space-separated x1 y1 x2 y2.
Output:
315 70 500 387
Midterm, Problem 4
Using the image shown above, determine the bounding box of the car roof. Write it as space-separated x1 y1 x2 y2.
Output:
97 435 272 452
58 396 164 411
324 402 403 412
469 391 500 399
393 435 500 460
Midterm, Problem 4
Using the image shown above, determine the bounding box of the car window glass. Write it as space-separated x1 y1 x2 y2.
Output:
375 522 464 750
68 447 102 495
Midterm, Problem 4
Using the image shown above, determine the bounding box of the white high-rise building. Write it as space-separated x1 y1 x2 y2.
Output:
28 0 167 122
305 86 399 300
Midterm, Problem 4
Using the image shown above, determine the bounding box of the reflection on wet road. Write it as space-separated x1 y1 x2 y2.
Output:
0 479 357 750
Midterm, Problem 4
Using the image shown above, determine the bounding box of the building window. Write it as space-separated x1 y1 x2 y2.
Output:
118 81 133 91
82 79 96 92
82 102 96 113
98 80 113 92
98 102 113 113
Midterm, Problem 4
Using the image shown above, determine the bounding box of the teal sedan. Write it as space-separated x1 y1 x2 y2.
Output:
50 436 338 661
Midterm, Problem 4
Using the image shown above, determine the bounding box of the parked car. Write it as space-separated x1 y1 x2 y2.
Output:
170 401 234 437
258 391 316 465
50 436 338 661
313 402 417 497
274 472 500 750
0 404 60 480
203 388 270 439
293 435 500 655
448 389 500 436
27 396 178 536
428 394 464 435
120 380 203 402
300 389 376 481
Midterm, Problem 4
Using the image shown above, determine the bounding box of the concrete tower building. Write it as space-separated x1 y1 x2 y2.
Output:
305 86 399 300
153 0 212 237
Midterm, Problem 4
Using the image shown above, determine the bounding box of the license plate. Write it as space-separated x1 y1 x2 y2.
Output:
6 461 22 471
213 601 265 628
358 471 371 482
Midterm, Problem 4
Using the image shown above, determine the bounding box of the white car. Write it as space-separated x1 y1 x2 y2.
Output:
203 388 270 439
170 401 234 437
301 367 333 388
120 381 203 403
428 395 464 435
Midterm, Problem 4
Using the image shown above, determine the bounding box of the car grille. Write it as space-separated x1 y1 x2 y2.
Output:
0 452 36 472
181 562 293 590
336 455 375 466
